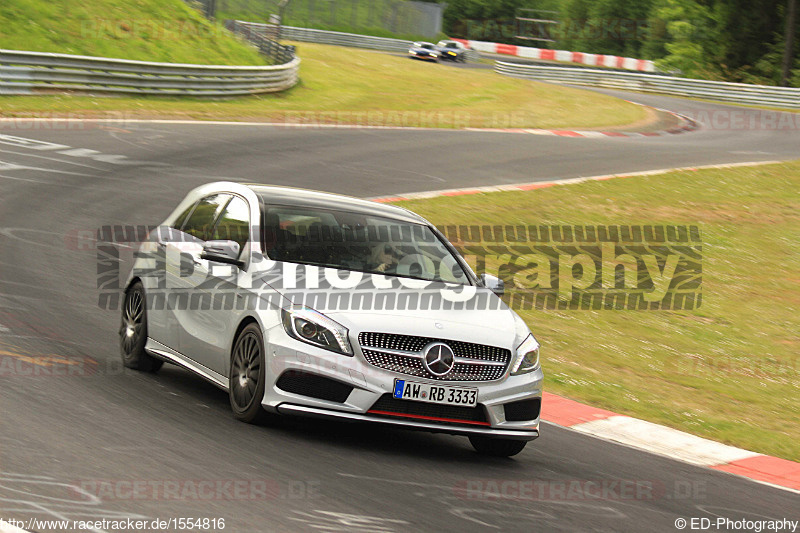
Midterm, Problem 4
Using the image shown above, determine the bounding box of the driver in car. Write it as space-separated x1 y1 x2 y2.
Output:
371 243 406 273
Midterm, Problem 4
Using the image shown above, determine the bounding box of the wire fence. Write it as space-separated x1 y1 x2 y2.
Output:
225 19 297 63
238 22 481 62
216 0 445 38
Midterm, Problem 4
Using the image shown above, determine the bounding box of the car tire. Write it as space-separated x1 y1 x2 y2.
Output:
229 323 269 424
120 282 163 372
469 436 528 457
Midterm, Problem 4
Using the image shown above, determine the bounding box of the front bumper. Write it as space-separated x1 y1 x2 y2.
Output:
277 403 539 440
262 324 543 440
409 52 438 61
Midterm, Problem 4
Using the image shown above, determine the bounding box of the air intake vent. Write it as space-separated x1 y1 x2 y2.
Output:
276 371 353 403
503 398 541 422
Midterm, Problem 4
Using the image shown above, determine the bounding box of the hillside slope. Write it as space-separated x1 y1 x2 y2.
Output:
218 0 439 41
0 0 267 65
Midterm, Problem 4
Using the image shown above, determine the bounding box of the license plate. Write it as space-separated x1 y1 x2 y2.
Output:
393 379 477 407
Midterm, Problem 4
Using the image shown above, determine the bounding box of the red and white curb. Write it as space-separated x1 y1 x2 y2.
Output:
370 160 780 203
543 392 800 493
463 116 698 138
452 38 656 72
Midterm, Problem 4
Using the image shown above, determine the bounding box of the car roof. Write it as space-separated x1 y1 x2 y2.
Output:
241 184 428 224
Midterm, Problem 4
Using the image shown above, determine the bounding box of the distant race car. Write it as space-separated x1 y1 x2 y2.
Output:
408 41 439 62
436 40 469 62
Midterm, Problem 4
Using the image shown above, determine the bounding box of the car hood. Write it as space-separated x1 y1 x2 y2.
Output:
263 266 526 349
269 284 519 349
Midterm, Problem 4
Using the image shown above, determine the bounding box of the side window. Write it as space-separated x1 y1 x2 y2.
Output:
182 194 230 242
212 196 250 256
172 202 197 230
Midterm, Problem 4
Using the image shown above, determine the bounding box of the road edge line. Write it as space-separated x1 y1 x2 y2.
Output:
0 112 697 138
369 160 782 202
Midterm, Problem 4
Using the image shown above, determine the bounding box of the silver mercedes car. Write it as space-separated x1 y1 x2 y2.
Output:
120 182 543 456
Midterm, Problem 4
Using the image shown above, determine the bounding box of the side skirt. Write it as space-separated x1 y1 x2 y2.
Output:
145 338 229 391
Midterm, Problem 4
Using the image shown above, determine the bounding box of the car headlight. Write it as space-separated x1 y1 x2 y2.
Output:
510 334 540 375
281 307 353 356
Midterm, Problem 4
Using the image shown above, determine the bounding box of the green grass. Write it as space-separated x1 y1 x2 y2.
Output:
394 161 800 461
0 0 266 65
217 0 442 42
0 42 648 129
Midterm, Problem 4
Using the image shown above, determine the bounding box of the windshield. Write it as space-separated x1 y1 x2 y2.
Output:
262 205 470 284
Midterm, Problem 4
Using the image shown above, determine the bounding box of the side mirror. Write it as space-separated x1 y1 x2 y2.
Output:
201 240 243 267
154 225 183 245
479 273 504 296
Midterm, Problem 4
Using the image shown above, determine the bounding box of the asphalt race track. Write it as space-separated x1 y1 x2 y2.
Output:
1 90 799 532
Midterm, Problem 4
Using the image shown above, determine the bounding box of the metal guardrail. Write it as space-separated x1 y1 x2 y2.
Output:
247 23 482 62
281 25 411 52
495 61 800 109
225 20 296 64
0 43 298 96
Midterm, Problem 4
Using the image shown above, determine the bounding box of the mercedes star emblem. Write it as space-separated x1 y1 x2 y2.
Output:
423 342 455 376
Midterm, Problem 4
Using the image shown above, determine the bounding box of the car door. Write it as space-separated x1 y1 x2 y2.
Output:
143 201 197 349
178 194 252 375
166 193 230 362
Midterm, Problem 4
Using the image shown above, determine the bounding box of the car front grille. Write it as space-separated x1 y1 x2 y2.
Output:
358 332 511 382
368 394 489 426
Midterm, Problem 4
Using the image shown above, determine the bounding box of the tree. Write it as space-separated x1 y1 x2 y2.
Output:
443 0 563 44
645 0 713 77
781 0 797 85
